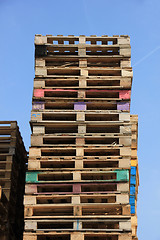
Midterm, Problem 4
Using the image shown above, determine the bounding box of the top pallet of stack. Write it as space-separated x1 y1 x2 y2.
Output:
34 35 131 58
0 121 26 160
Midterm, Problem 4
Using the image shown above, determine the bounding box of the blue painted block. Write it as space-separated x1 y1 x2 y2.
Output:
131 205 135 214
130 175 136 185
131 166 136 176
129 196 135 205
130 185 136 195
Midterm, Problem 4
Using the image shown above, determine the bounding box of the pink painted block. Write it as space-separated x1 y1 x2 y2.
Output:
73 184 81 193
74 102 86 110
25 184 37 194
119 90 131 99
34 89 44 97
32 102 44 110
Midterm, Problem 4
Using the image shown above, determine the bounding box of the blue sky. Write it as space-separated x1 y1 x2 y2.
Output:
0 0 160 239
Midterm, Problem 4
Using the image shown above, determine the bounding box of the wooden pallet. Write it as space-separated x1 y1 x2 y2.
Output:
24 193 129 205
35 57 131 69
30 111 130 123
35 35 131 58
33 76 132 89
24 217 131 232
35 66 132 78
25 182 129 195
32 100 130 111
23 232 132 240
30 136 131 149
24 202 130 218
25 170 129 184
33 89 131 100
27 157 130 170
29 146 131 158
35 34 130 45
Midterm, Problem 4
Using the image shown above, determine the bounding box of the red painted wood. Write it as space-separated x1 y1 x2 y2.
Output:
34 89 44 97
119 90 131 99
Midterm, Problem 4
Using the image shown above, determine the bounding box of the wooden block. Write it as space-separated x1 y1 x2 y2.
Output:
122 205 130 215
121 59 131 68
73 172 81 181
131 159 138 167
23 234 37 240
72 196 80 204
25 221 37 231
117 183 129 192
24 196 36 205
120 147 131 156
77 112 85 121
119 234 132 240
35 59 45 67
78 90 85 98
31 135 43 146
79 36 86 44
116 194 129 204
35 67 47 77
119 113 130 121
78 48 86 56
120 78 131 88
120 48 131 57
122 69 133 78
120 126 131 134
131 216 138 236
75 160 83 168
24 206 33 217
74 205 82 216
119 221 131 231
131 149 137 158
32 126 45 134
81 69 88 77
35 35 47 45
117 37 130 45
119 159 130 168
31 112 42 121
28 160 40 170
79 78 87 88
79 59 87 68
76 138 85 145
34 89 44 97
78 125 86 133
34 80 45 88
119 137 131 146
74 102 86 110
71 232 84 240
29 148 41 157
25 185 37 194
76 148 84 156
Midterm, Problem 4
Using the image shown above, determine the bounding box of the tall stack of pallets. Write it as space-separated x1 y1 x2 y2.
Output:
24 35 139 240
0 121 27 240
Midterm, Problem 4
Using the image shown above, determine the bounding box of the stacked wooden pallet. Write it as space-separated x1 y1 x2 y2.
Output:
0 186 8 240
24 35 139 240
0 121 27 240
130 115 139 240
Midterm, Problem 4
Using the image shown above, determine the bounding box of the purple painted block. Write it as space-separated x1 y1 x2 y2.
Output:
32 102 44 110
117 102 130 111
74 102 86 110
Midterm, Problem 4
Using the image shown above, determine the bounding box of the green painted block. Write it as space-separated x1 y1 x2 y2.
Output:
114 170 129 181
26 172 39 183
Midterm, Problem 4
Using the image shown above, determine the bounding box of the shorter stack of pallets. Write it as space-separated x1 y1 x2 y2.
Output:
0 121 27 240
